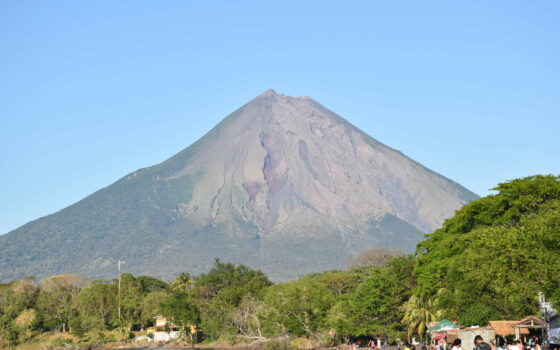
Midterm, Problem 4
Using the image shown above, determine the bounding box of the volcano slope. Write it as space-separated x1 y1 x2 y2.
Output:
0 90 478 282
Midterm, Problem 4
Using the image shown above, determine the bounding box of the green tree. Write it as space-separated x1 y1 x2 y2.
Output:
191 259 272 339
36 274 87 332
414 175 560 320
77 282 117 330
458 304 497 327
263 278 334 338
333 256 415 338
0 278 39 348
161 290 200 327
118 274 144 331
137 276 168 293
171 272 195 292
69 316 85 337
140 291 166 327
401 294 441 339
312 270 361 297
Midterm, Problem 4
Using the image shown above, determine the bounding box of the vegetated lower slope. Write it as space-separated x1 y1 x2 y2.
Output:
0 90 478 282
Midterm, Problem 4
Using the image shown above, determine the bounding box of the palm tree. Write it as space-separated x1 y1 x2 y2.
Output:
171 272 195 291
402 294 442 340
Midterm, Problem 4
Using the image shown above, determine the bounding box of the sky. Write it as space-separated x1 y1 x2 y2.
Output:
1 1 559 235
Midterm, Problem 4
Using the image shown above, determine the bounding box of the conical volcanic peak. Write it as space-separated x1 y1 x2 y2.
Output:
0 91 478 282
259 89 278 97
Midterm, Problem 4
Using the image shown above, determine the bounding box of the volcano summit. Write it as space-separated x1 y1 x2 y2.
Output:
0 90 478 282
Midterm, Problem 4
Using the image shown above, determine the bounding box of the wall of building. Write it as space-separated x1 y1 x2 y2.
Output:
459 329 496 350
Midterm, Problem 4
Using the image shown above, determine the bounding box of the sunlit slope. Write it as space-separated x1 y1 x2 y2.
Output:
0 90 478 282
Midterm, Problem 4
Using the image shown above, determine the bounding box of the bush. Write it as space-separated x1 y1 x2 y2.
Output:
97 332 106 342
69 316 85 337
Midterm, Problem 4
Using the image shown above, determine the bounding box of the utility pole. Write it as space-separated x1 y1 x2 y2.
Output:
118 260 125 341
118 260 123 319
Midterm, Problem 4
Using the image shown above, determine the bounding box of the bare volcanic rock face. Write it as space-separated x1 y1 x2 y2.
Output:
0 90 478 282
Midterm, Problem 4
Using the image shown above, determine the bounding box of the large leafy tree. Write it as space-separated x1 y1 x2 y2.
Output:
333 256 415 338
77 282 117 330
118 274 144 330
0 278 39 349
263 278 334 338
160 290 200 328
191 259 272 339
36 274 88 332
137 276 168 293
414 175 560 320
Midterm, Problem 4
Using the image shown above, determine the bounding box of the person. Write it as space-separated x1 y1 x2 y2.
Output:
515 340 524 350
475 335 491 350
452 339 462 350
489 340 497 350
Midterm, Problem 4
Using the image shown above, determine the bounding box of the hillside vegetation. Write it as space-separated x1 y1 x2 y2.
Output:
1 175 558 349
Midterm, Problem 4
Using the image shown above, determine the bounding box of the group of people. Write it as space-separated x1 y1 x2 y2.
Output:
351 338 389 350
352 335 550 350
502 336 543 350
437 335 544 350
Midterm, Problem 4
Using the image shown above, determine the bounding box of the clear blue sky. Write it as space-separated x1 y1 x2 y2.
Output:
1 1 559 235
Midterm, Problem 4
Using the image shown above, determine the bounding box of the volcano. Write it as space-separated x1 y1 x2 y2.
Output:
0 90 478 282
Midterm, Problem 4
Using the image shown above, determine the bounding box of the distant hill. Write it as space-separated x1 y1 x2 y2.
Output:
0 90 478 282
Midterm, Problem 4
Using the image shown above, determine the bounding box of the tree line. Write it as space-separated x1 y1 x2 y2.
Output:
1 175 559 349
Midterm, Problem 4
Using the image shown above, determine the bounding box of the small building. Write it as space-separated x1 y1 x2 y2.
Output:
513 316 547 340
488 316 547 342
154 315 168 330
148 316 183 342
488 320 529 339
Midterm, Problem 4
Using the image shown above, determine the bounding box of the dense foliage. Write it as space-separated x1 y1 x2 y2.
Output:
415 175 560 325
1 175 558 349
